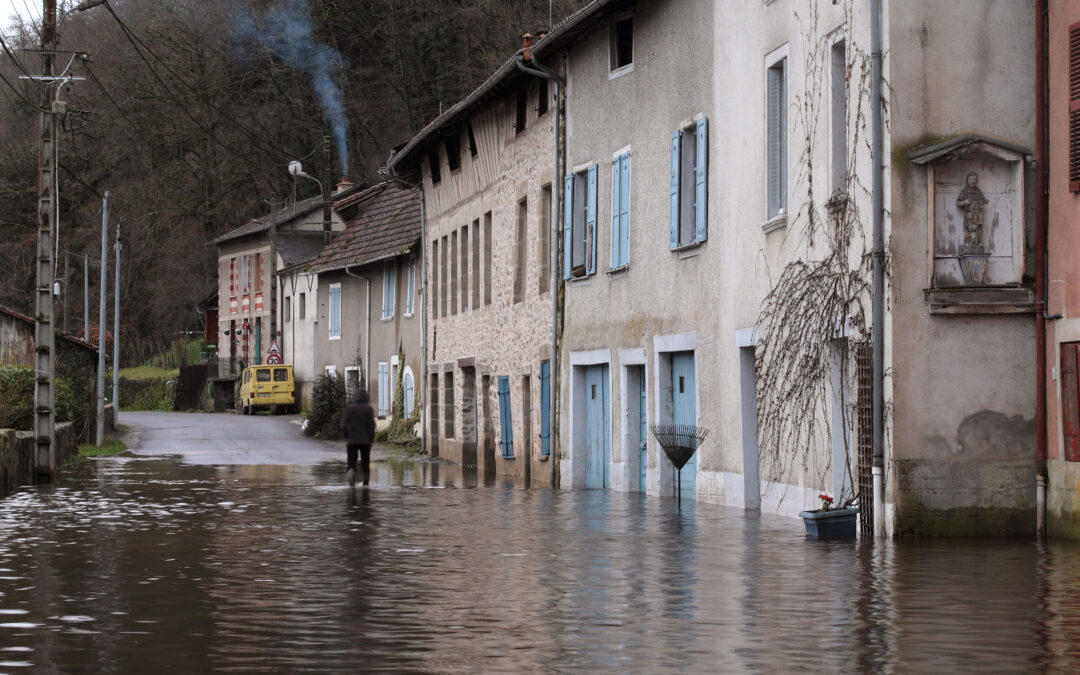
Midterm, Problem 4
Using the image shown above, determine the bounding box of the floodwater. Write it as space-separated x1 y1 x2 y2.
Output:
0 456 1079 673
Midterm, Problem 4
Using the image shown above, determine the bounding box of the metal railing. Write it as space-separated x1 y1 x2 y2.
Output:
205 358 241 380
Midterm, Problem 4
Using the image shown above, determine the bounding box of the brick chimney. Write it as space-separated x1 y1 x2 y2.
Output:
522 32 535 62
336 177 354 193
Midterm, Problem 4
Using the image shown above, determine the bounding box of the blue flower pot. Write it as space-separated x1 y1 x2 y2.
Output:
799 507 859 538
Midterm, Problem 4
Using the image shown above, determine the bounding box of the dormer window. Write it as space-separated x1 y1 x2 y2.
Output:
427 149 441 184
610 16 633 74
446 134 461 172
515 87 528 135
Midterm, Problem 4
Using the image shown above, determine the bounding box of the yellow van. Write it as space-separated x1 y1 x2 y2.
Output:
239 364 296 415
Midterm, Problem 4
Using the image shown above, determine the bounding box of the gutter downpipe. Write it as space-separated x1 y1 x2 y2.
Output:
386 173 427 455
871 0 885 538
1035 0 1049 540
517 51 565 489
343 267 371 393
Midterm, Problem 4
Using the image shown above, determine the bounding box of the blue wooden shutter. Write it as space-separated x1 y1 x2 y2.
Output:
563 174 574 279
695 118 708 243
610 158 622 269
378 363 389 417
619 153 631 266
586 164 597 276
539 361 550 456
498 375 514 457
669 130 681 249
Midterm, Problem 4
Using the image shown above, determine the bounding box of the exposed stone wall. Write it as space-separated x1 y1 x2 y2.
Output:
422 89 556 484
0 422 79 498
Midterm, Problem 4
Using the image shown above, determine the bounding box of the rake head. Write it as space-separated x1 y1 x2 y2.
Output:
649 424 710 470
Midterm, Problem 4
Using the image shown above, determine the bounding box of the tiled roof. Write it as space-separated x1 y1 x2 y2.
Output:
209 183 363 246
308 182 421 273
278 233 327 266
0 304 97 351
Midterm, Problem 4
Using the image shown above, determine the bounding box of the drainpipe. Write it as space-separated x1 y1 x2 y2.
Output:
517 49 565 489
1035 0 1052 539
344 267 371 390
870 0 885 538
386 173 427 455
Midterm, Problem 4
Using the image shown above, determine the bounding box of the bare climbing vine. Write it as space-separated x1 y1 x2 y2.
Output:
755 0 888 504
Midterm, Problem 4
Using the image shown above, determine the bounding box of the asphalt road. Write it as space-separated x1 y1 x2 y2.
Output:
119 411 341 465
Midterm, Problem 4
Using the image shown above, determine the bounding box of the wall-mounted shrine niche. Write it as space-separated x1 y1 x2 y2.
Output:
909 134 1034 314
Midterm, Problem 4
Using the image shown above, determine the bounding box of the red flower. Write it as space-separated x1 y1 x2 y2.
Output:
818 494 833 503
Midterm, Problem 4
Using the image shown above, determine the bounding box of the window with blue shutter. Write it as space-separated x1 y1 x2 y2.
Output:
378 362 389 417
498 375 514 457
539 361 550 456
563 174 574 280
382 261 396 319
564 165 599 279
611 151 631 269
329 283 341 339
669 119 708 249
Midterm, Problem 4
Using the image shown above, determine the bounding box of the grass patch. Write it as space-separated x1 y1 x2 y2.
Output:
118 365 179 381
78 437 127 457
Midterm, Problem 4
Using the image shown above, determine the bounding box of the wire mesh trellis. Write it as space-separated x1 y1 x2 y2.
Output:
649 424 710 507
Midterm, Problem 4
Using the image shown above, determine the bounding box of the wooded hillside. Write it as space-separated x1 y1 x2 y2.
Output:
0 0 582 361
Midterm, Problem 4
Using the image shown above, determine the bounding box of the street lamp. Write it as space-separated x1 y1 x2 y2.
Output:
288 160 322 192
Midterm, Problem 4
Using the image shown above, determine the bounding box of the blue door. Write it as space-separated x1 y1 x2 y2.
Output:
584 365 610 489
671 352 696 499
639 370 648 493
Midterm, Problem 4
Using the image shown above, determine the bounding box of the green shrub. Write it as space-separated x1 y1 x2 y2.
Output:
385 345 421 447
374 427 389 442
119 376 174 411
305 372 346 439
0 364 77 431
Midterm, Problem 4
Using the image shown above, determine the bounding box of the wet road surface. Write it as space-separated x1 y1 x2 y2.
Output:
0 413 1079 672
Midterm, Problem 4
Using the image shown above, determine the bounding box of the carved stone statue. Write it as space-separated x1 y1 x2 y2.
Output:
956 171 988 253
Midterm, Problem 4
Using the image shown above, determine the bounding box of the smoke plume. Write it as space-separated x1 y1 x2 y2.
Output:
235 0 349 176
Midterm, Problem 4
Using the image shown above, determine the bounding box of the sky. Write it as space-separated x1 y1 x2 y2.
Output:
0 0 37 35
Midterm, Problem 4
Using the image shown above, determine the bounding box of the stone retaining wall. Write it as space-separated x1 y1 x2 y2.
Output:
0 421 87 498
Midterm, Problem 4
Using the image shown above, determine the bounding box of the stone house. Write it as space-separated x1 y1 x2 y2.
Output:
1 304 100 441
388 35 558 483
1045 0 1080 538
306 182 423 430
209 185 358 408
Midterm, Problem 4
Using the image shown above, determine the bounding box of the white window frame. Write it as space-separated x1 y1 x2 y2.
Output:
391 354 400 414
382 261 396 320
829 32 848 196
402 366 416 417
344 365 361 402
378 361 390 418
328 282 342 340
608 12 634 79
765 44 789 228
298 292 306 320
325 365 338 377
283 295 291 323
405 256 416 317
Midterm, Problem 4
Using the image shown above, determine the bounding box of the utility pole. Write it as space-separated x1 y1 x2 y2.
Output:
33 0 58 480
113 220 121 425
63 248 69 333
83 253 90 338
269 206 278 363
96 191 108 446
322 134 332 245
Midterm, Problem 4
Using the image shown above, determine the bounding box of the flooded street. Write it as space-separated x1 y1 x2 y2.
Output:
0 430 1079 671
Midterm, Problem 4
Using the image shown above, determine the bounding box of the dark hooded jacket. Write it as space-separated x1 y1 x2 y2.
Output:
340 389 376 446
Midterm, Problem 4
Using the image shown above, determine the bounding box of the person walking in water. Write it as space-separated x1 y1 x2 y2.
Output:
340 388 376 486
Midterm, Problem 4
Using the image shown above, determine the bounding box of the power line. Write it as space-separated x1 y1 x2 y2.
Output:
101 1 289 164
